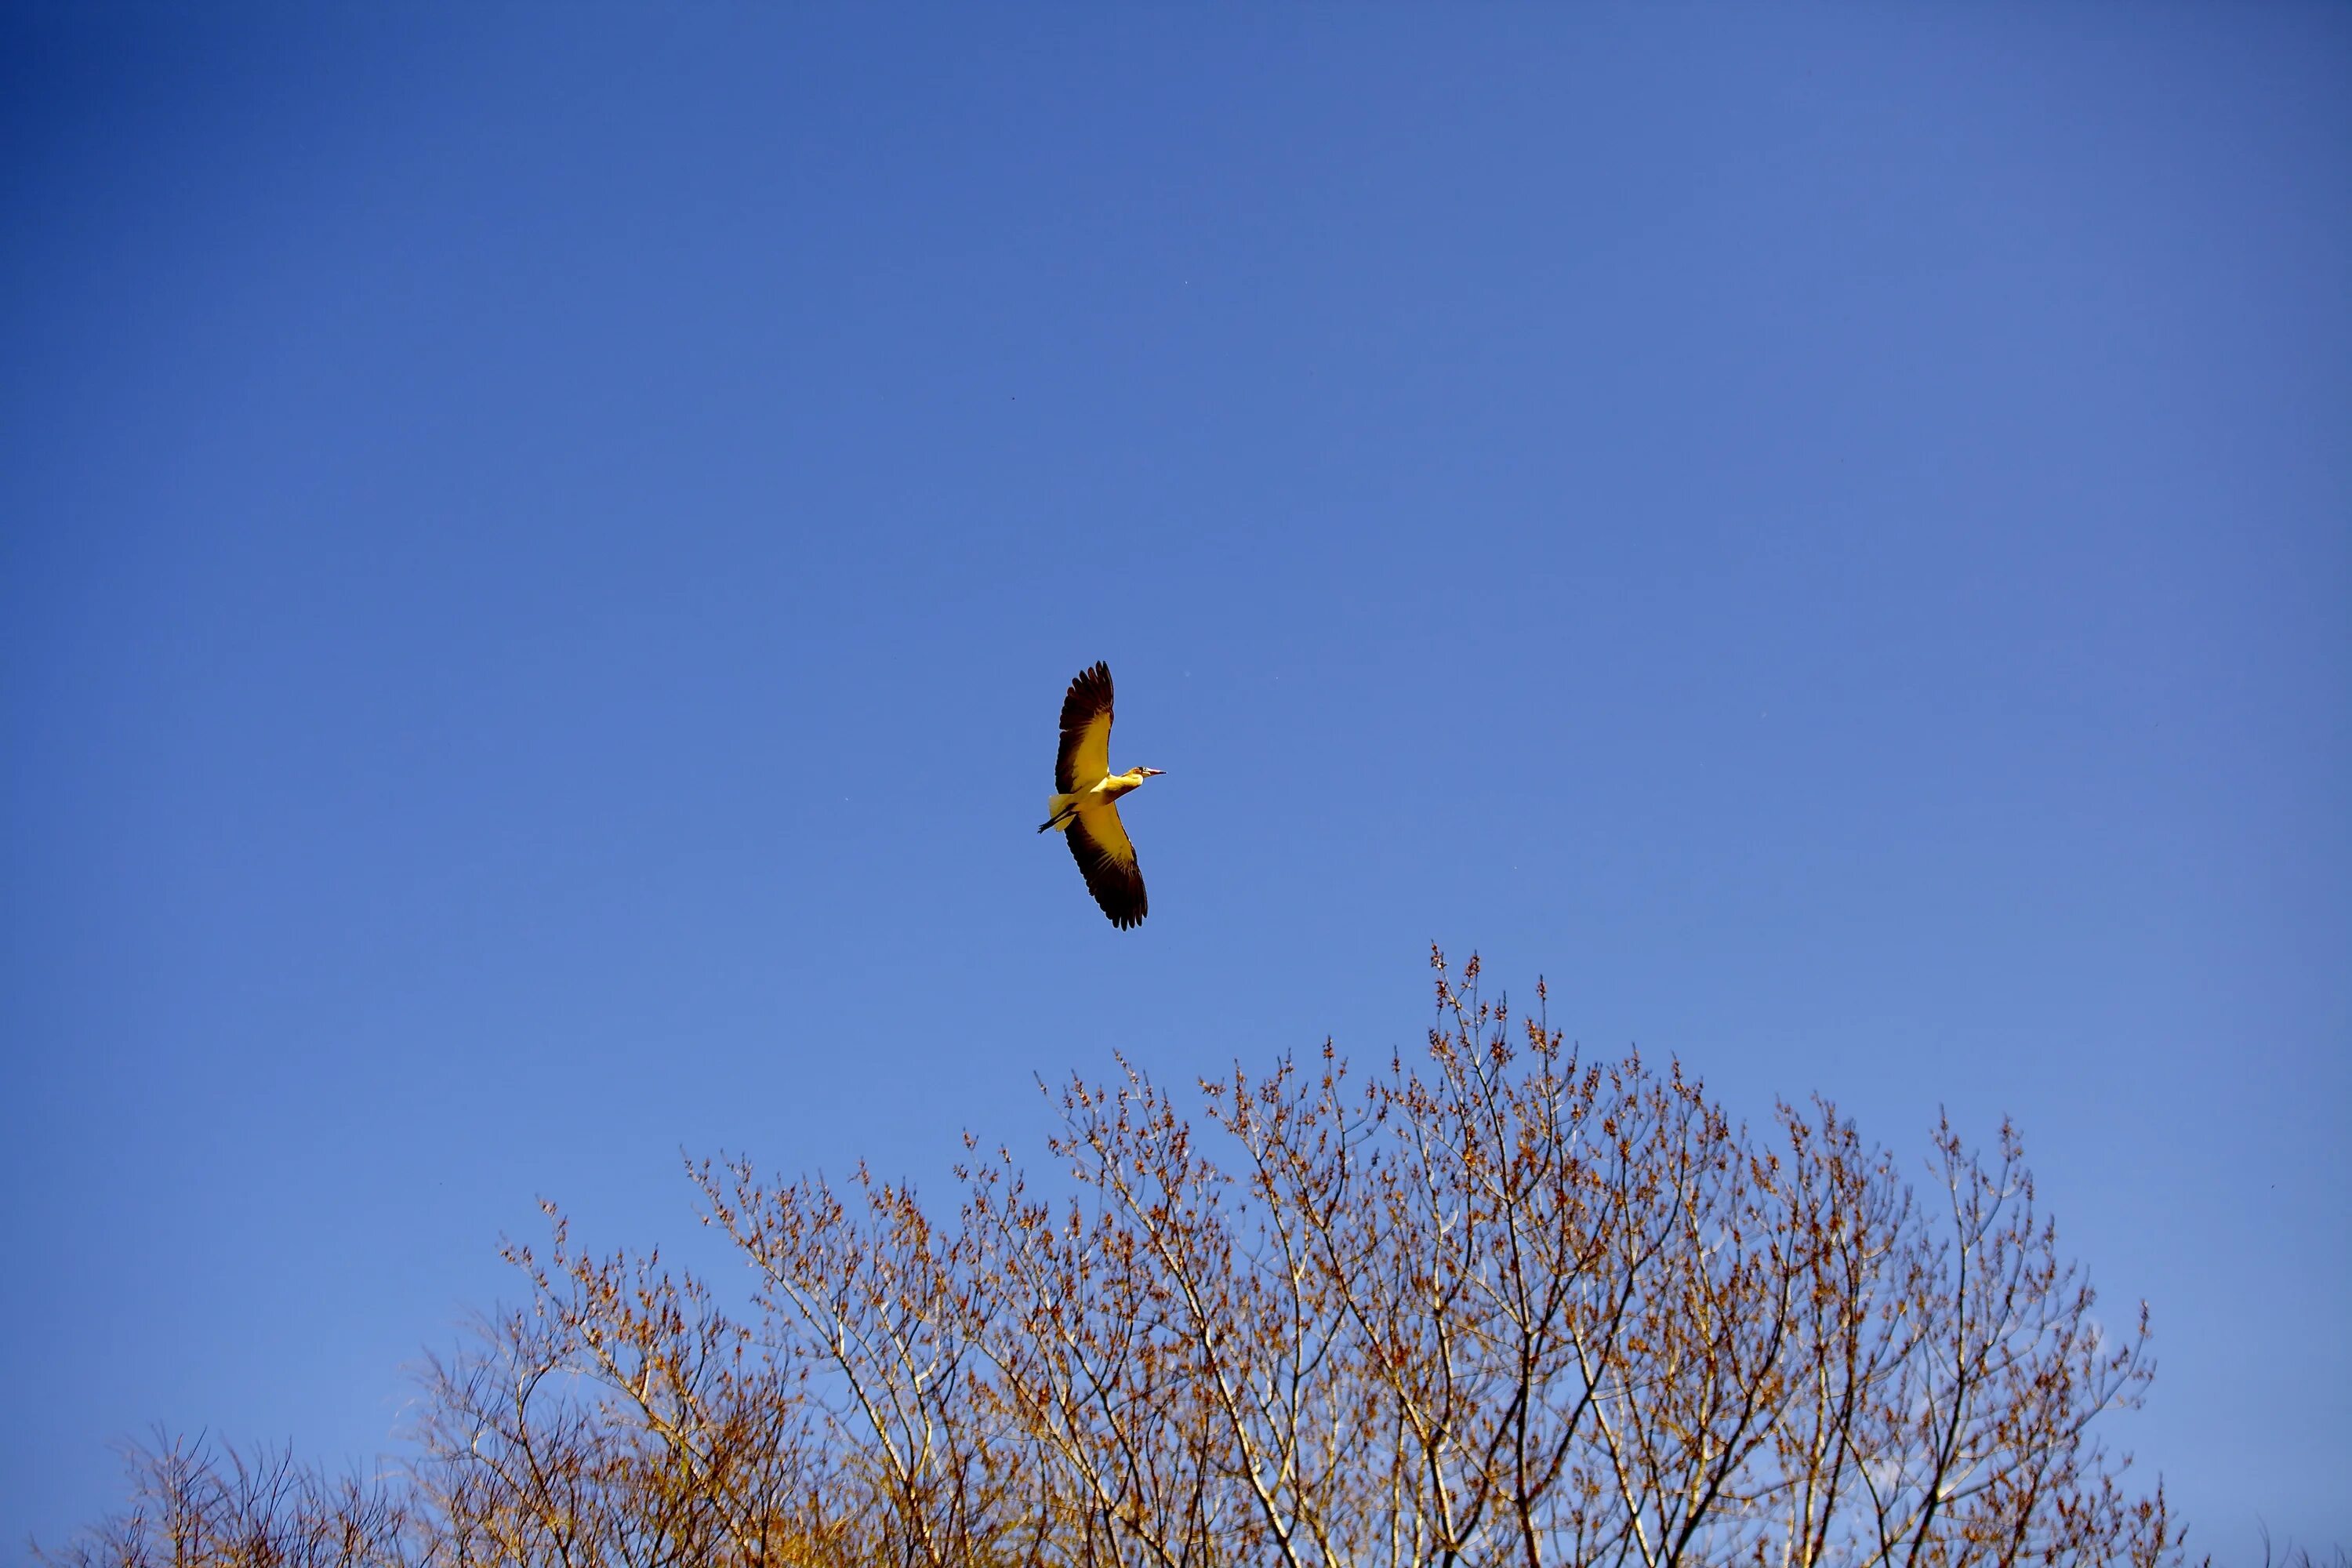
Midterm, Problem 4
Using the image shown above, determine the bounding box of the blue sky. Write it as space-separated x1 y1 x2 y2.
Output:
3 4 2346 1557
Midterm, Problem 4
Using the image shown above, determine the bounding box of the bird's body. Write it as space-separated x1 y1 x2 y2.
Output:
1040 767 1153 829
1040 662 1161 929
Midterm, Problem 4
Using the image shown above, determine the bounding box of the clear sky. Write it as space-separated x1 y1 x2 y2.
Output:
3 5 2346 1559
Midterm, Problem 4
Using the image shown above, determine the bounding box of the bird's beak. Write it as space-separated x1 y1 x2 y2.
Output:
1144 768 1166 776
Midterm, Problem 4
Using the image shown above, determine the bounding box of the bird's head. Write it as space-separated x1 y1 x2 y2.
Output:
1134 767 1165 779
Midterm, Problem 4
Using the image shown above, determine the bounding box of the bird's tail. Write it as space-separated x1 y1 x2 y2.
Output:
1038 794 1079 833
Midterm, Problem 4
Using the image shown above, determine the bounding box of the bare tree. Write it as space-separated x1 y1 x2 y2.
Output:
40 950 2196 1568
2252 1531 2349 1568
38 1429 416 1568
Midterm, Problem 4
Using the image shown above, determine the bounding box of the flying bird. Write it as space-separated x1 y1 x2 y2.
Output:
1039 661 1163 929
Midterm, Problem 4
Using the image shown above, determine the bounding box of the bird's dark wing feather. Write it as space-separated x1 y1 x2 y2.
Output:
1056 661 1116 793
1068 802 1147 929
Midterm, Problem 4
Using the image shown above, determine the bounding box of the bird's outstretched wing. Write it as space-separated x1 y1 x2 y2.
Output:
1056 661 1116 793
1068 802 1147 929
